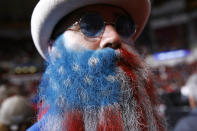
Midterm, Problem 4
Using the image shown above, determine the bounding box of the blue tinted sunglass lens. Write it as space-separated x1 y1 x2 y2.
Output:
80 13 104 37
116 15 136 38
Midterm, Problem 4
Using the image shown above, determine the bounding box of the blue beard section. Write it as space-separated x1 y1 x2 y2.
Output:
39 34 122 112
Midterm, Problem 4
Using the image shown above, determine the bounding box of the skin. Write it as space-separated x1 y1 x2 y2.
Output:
189 96 196 109
49 5 135 53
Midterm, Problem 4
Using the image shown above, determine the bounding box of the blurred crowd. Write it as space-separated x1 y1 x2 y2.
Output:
153 60 197 130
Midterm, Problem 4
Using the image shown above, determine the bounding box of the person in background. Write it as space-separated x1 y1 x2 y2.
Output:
28 0 166 130
174 73 197 131
0 96 34 131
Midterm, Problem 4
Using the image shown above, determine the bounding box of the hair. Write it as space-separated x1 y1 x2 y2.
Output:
36 34 166 130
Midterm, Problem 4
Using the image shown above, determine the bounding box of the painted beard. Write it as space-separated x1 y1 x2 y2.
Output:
37 34 165 131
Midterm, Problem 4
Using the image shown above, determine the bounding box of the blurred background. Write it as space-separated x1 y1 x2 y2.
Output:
0 0 197 130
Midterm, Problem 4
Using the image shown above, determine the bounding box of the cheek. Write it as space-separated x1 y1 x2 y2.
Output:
62 31 85 51
62 31 100 51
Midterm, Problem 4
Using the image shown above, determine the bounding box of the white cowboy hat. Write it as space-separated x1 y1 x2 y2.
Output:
31 0 151 60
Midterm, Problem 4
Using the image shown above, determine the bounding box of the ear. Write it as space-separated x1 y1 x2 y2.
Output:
48 40 55 55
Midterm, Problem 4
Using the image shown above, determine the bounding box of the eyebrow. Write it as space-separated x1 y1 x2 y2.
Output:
113 12 125 18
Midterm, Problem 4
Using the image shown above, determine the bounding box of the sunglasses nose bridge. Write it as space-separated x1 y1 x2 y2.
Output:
99 25 121 49
104 21 115 27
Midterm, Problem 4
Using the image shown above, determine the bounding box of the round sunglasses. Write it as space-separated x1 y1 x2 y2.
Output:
52 12 136 39
73 13 136 38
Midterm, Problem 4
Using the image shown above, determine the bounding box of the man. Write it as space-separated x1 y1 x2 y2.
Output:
0 96 34 131
174 73 197 131
28 0 165 130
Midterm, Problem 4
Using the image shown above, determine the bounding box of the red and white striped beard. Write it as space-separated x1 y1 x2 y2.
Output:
41 47 165 131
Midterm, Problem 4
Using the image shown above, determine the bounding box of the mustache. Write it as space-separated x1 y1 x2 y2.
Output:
118 48 143 71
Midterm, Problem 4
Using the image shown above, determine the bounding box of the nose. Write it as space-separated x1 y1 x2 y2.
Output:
99 25 121 49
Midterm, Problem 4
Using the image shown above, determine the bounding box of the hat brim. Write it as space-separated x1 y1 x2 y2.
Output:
31 0 151 60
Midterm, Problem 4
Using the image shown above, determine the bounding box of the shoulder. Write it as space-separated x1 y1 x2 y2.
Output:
174 114 197 131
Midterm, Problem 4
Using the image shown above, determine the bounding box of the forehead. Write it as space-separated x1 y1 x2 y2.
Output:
74 4 128 18
65 4 130 23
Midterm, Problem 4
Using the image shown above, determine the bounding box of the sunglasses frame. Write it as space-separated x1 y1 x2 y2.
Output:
67 12 137 39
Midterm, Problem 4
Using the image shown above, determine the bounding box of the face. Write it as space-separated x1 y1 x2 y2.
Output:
50 5 135 52
39 5 165 131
